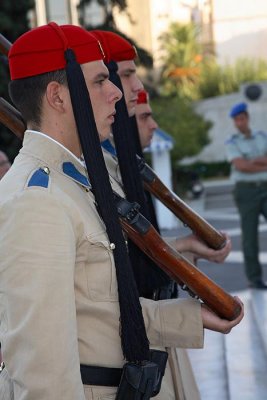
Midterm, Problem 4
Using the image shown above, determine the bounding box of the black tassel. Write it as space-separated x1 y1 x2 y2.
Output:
108 61 172 296
129 114 143 158
129 115 161 233
64 48 150 362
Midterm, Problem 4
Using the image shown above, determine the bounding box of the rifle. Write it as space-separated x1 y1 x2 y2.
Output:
115 195 240 320
0 96 241 320
137 157 226 250
0 32 225 251
0 33 11 56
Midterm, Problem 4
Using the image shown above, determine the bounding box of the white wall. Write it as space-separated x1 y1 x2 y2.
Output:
151 149 178 230
212 0 267 64
182 82 267 163
114 0 191 67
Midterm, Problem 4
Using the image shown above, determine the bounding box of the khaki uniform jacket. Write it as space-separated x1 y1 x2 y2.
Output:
103 147 201 400
0 131 203 400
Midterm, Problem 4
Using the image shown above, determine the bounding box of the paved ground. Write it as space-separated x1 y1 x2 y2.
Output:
165 181 267 399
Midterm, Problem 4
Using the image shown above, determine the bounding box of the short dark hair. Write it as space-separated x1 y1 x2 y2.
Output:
8 69 67 128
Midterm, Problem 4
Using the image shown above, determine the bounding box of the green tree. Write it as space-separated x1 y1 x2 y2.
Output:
159 22 202 98
150 95 211 163
0 0 35 161
77 0 153 67
198 57 267 99
159 21 267 100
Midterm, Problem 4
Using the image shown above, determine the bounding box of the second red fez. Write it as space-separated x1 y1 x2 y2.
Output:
9 23 105 80
91 30 137 63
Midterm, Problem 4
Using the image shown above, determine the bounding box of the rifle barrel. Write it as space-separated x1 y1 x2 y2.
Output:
138 158 226 250
0 34 11 56
120 217 241 321
0 97 25 139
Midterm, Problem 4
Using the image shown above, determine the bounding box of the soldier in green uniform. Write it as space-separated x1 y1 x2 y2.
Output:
225 102 267 288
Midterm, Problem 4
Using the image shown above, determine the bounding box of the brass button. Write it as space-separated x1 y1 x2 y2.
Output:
42 166 50 175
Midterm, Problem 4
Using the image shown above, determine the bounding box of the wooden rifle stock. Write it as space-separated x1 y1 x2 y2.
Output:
0 97 241 320
137 157 226 250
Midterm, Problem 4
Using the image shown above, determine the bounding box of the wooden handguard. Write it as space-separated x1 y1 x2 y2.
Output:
115 196 241 321
137 157 226 250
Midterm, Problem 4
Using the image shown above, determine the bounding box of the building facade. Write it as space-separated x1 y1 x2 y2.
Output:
34 0 79 26
212 0 267 65
33 0 267 67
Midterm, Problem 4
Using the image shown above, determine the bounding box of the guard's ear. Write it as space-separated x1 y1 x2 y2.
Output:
45 81 68 112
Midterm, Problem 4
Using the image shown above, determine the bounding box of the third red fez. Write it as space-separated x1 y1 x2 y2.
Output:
137 90 149 105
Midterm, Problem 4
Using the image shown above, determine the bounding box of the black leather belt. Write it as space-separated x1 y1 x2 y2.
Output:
236 181 267 187
80 364 122 387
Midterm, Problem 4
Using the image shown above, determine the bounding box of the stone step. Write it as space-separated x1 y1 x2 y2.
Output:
202 180 235 210
204 196 235 210
250 290 267 355
187 290 267 399
225 291 267 399
187 330 229 399
203 191 235 209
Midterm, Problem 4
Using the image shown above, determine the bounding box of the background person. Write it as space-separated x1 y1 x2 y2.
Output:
225 102 267 289
135 89 158 149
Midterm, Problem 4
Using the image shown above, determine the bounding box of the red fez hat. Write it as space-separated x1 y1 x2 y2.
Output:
9 22 105 80
91 30 137 63
137 90 149 104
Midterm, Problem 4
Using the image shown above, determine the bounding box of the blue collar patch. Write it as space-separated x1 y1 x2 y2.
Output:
62 162 90 188
101 139 117 156
28 168 50 188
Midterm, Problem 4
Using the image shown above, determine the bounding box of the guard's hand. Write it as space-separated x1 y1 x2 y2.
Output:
201 296 244 334
172 233 231 263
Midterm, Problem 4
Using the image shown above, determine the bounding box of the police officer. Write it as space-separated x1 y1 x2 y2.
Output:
225 102 267 289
